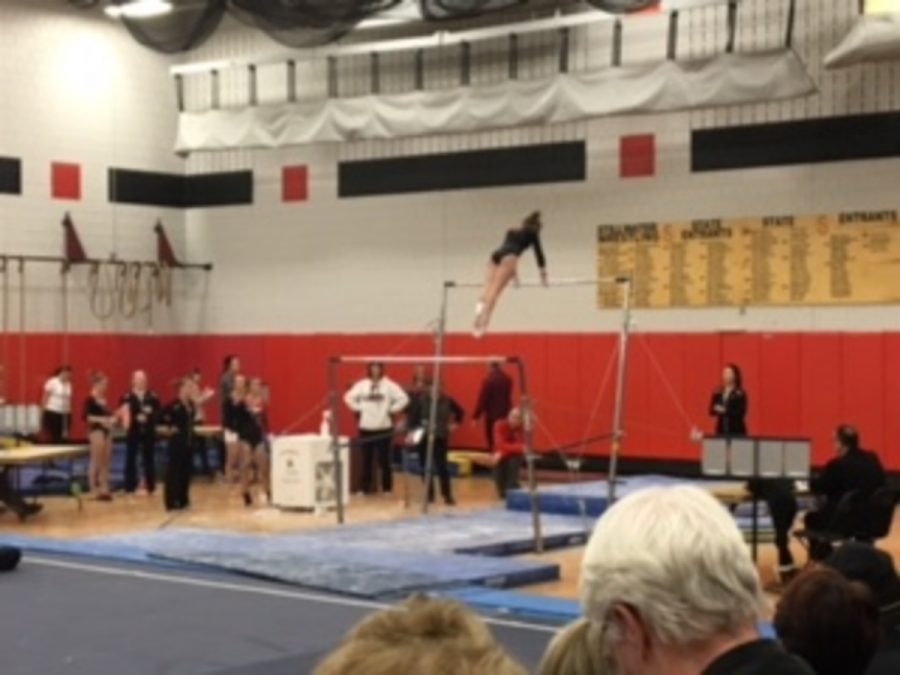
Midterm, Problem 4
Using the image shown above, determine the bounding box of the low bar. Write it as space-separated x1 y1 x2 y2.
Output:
333 355 518 365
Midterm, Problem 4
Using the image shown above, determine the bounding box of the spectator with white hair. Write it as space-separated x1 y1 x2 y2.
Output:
580 485 813 675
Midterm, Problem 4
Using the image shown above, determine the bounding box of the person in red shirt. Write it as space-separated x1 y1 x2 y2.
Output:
473 363 513 452
492 407 525 499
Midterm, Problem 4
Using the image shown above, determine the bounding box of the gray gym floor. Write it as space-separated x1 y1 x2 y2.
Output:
2 555 556 675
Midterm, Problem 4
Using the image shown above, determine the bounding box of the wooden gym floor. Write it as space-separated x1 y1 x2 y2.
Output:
3 474 899 601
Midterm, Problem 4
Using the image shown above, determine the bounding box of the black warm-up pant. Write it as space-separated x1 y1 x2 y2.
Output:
125 434 157 493
483 417 500 452
193 435 211 476
418 437 452 502
768 493 799 569
359 429 393 494
748 479 799 569
0 469 29 516
164 439 193 511
803 507 839 561
42 411 71 443
493 455 522 500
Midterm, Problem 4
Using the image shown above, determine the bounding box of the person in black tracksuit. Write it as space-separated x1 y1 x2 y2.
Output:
473 363 513 452
711 363 799 582
162 379 196 511
407 380 464 506
121 371 161 495
708 363 748 437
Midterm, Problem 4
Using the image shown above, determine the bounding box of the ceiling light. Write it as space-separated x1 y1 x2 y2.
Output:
865 0 900 13
105 0 173 20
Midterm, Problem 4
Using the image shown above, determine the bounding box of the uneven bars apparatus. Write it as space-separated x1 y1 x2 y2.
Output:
434 275 634 521
327 354 541 548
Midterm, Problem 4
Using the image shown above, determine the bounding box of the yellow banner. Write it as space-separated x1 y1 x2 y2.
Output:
597 210 900 308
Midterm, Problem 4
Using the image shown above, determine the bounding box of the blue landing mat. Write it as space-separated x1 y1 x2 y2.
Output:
298 510 591 556
506 475 775 531
87 527 560 599
506 474 689 517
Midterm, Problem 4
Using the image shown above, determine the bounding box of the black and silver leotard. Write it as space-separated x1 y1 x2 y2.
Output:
490 228 546 269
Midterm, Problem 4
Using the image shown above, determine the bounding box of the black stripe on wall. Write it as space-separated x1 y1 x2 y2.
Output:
0 157 22 195
109 168 254 208
692 111 900 172
186 171 253 207
109 169 184 207
338 142 586 198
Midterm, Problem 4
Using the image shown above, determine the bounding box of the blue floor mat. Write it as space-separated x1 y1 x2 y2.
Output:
0 533 182 567
441 587 580 624
86 528 560 599
15 441 221 496
439 588 777 637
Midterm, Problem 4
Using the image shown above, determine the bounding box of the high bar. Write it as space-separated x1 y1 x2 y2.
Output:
331 355 519 365
445 276 630 289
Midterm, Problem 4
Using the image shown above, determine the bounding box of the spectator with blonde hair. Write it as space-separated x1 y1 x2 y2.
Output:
580 485 813 675
314 596 526 675
539 618 613 675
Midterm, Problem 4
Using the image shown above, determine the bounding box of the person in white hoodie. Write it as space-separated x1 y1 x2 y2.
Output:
344 363 409 495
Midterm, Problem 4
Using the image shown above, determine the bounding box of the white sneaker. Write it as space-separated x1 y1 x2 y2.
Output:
473 302 487 338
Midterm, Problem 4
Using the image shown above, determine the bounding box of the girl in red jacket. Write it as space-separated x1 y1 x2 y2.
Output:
492 408 525 499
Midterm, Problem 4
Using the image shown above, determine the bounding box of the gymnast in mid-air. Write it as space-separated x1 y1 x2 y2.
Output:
473 211 548 337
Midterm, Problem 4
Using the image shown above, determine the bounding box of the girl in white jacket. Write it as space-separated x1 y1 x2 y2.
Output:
344 363 409 495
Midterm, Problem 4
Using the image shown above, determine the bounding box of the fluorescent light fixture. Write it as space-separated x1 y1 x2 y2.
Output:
105 0 173 19
865 0 900 13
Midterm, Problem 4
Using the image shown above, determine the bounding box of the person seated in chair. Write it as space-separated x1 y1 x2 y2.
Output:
804 425 886 558
826 543 900 675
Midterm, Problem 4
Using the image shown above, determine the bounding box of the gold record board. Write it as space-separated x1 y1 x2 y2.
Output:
597 210 900 309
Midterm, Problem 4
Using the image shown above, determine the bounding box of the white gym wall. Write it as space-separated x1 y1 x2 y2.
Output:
177 0 900 335
0 0 187 335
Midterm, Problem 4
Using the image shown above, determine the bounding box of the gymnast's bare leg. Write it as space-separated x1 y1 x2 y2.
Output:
473 255 518 338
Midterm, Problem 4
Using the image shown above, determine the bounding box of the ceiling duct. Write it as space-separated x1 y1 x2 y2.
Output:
418 0 530 21
110 0 227 53
228 0 401 48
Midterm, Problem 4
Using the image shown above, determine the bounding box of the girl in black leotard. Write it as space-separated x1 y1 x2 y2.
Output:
239 377 271 507
222 374 248 483
84 372 117 501
474 211 548 337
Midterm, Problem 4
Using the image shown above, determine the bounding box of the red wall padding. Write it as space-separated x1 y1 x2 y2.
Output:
3 331 900 469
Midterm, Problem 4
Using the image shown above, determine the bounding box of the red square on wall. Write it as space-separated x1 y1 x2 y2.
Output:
52 162 82 200
282 166 309 202
620 135 656 179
